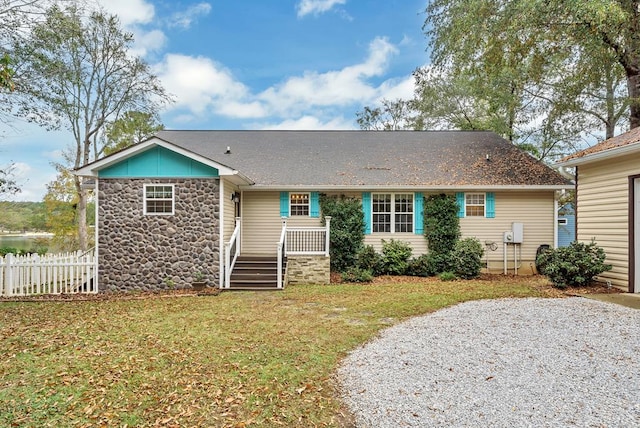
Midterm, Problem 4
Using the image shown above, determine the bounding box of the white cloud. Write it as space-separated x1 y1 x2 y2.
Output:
296 0 346 17
376 74 416 102
169 2 212 29
259 37 398 115
156 54 267 118
155 37 408 125
96 0 155 26
3 162 56 202
130 29 167 57
258 115 355 130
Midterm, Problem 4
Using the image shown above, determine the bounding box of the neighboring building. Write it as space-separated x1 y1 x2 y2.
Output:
557 202 576 247
556 127 640 293
76 130 571 291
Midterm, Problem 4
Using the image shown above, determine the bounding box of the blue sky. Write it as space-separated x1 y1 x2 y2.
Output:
1 0 428 201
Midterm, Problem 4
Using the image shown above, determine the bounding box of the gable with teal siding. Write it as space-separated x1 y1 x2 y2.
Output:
99 146 219 178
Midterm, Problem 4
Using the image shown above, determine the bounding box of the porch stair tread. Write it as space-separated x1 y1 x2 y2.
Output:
228 255 285 290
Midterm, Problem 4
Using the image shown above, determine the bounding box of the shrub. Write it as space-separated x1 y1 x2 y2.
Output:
319 194 365 272
341 267 374 283
424 194 460 255
407 254 434 277
537 240 612 289
451 237 484 279
356 245 382 274
379 239 412 275
0 247 21 256
439 271 457 281
407 252 454 277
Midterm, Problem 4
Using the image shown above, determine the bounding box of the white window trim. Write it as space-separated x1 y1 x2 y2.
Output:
465 192 486 217
558 218 568 225
372 192 414 233
143 184 175 216
289 192 310 217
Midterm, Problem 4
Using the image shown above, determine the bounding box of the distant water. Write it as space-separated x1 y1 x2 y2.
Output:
0 235 52 252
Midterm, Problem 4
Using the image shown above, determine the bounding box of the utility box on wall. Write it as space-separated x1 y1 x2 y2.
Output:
512 222 523 244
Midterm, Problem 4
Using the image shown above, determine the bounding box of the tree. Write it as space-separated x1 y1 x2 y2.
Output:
356 98 418 130
0 162 20 199
103 111 164 156
424 0 636 137
0 54 14 90
43 164 96 251
14 5 172 251
43 165 81 251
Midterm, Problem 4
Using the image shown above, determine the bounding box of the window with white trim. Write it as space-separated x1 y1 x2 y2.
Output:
465 193 485 217
558 218 568 226
290 193 310 216
372 193 413 233
144 184 174 215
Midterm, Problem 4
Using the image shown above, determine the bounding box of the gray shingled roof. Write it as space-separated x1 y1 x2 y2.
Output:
154 130 569 188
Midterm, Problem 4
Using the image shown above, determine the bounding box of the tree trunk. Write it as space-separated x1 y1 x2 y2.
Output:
74 175 89 251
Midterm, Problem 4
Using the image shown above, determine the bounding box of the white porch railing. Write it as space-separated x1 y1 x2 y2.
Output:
286 216 331 256
277 218 287 289
277 216 331 289
224 217 241 289
0 250 98 296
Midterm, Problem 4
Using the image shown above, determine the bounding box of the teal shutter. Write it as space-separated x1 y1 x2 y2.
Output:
456 192 465 218
310 192 320 217
486 192 495 218
280 192 289 217
414 192 424 234
362 192 372 235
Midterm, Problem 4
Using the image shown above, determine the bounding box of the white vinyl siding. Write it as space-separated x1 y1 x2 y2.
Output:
460 191 554 272
242 191 321 254
238 190 556 270
222 179 239 243
576 153 640 288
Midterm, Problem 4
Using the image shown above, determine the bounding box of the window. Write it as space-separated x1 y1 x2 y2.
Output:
558 218 568 226
290 193 310 216
144 184 174 215
465 193 485 217
372 193 413 233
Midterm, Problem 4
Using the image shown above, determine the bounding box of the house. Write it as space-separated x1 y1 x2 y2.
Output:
557 202 576 247
75 130 571 291
556 127 640 293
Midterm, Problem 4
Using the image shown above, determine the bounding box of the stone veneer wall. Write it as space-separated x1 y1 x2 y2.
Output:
286 255 330 285
98 178 219 291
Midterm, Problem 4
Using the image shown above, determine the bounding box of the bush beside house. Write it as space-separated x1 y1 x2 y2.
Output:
338 194 484 282
536 240 612 288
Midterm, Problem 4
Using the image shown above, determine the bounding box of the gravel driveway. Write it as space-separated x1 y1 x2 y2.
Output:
338 298 640 427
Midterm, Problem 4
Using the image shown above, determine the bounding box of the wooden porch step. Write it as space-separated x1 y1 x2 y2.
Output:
228 255 286 290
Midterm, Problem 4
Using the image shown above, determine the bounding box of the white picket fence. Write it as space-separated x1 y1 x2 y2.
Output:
0 250 98 296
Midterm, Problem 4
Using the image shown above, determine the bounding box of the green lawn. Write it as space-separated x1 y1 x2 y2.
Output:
0 277 549 427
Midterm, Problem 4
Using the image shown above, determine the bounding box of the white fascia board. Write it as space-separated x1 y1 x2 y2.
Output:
556 142 640 167
238 184 573 191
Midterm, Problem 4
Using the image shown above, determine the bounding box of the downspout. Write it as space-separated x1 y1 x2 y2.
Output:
553 195 559 249
556 166 575 181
